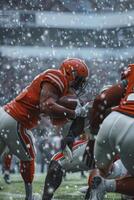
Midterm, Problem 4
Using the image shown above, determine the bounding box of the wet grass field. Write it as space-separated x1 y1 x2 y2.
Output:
0 172 122 200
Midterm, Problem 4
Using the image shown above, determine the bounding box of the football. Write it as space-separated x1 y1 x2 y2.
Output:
50 94 78 126
57 94 78 110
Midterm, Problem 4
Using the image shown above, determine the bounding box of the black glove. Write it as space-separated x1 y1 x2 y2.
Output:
61 135 75 151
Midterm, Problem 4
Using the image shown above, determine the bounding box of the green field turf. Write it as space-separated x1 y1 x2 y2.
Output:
0 172 122 200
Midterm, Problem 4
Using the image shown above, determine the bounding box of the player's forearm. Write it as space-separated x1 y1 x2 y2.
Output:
105 83 126 107
41 101 75 119
94 83 125 110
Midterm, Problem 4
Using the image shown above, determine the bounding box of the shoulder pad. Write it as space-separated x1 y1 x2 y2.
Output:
44 69 68 94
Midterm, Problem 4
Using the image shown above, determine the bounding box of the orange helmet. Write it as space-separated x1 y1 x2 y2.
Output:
60 58 89 91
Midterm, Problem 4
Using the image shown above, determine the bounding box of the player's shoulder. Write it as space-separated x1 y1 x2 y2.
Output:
44 69 64 77
42 69 68 94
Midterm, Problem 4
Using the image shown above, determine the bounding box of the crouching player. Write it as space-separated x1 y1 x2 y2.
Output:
87 64 134 200
0 58 90 200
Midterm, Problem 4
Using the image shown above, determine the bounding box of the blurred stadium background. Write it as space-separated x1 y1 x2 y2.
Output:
0 0 134 199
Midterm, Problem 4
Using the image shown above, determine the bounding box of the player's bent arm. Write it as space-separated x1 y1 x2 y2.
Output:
93 82 126 111
40 82 76 119
101 82 127 107
90 82 126 134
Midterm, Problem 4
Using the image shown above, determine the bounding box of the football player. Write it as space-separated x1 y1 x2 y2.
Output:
87 64 134 200
49 81 131 200
0 58 90 200
42 82 128 200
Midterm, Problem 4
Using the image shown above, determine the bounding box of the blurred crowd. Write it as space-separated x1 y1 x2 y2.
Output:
0 0 134 13
1 26 134 49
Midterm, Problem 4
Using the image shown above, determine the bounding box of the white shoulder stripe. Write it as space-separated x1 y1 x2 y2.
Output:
47 73 65 90
45 75 63 93
127 93 134 101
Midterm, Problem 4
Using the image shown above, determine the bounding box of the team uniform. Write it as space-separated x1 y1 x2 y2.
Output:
0 58 90 200
0 69 69 200
41 61 90 200
87 64 134 200
1 70 68 156
94 64 134 176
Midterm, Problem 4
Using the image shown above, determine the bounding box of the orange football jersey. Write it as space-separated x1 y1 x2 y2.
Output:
114 64 134 116
4 69 68 129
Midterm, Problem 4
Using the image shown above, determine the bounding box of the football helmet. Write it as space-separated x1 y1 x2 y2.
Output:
121 65 132 80
60 58 89 92
100 84 112 93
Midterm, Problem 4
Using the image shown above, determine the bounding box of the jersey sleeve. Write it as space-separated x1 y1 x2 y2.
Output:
43 69 68 95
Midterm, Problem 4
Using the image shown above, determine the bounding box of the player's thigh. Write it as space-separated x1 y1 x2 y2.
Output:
119 122 134 176
8 126 36 161
108 113 134 176
0 110 35 161
94 137 114 170
94 112 118 169
0 113 30 160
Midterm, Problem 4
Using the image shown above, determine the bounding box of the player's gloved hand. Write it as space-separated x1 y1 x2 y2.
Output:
75 101 90 118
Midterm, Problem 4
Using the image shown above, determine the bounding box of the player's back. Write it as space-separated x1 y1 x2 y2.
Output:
4 69 68 129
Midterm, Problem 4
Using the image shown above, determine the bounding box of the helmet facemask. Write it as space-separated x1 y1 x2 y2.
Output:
60 58 89 95
70 74 88 95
